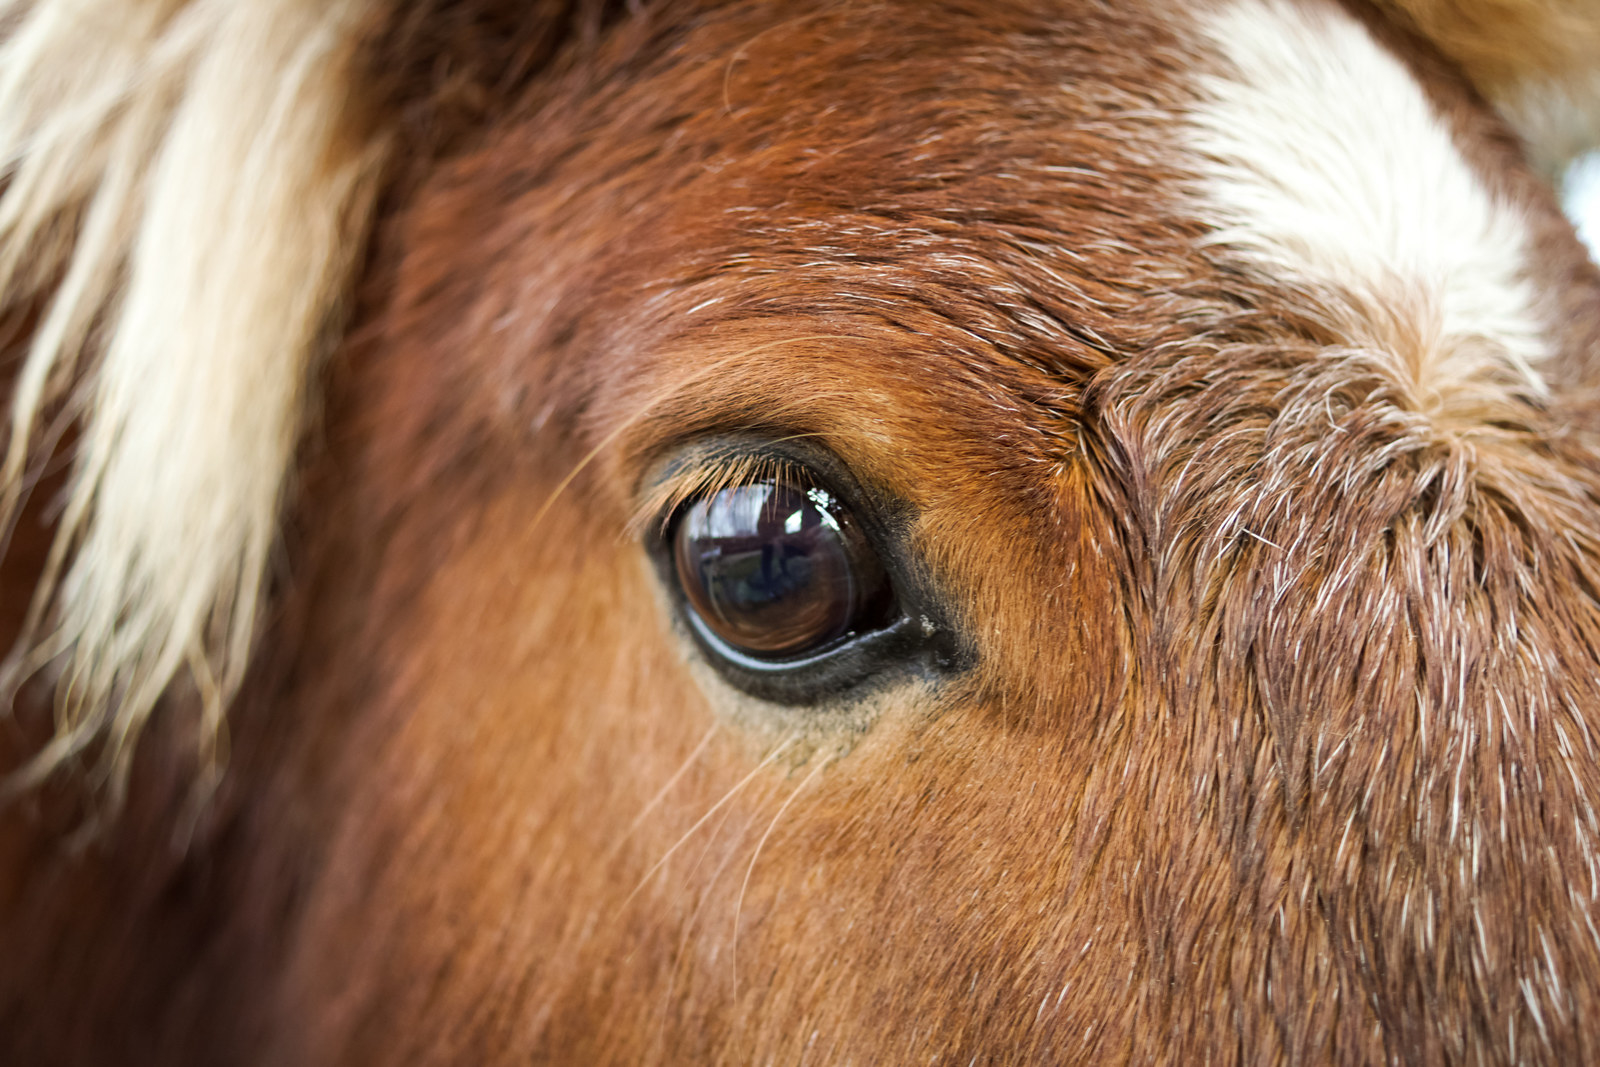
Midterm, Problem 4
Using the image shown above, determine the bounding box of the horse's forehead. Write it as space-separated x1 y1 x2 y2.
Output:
413 2 1197 315
388 0 1596 492
561 0 1201 325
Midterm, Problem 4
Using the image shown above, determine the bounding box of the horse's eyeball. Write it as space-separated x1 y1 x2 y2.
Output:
673 480 892 659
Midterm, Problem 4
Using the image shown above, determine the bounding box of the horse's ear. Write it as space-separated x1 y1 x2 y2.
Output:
0 0 616 813
1377 0 1600 176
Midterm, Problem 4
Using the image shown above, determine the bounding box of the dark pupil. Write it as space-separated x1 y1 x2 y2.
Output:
674 481 879 656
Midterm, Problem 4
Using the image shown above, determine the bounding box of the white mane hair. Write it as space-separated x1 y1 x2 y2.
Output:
0 0 389 806
0 0 1593 811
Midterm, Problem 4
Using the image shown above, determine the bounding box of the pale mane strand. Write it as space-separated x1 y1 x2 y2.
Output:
0 0 390 806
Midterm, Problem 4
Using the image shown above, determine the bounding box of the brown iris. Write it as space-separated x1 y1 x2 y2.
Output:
673 479 890 658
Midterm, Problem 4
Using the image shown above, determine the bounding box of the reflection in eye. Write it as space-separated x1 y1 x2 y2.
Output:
672 479 892 658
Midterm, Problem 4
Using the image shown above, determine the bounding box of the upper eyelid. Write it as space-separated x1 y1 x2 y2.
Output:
627 452 803 540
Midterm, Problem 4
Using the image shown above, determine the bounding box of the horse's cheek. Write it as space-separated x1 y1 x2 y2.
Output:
259 469 1054 1060
259 475 707 1058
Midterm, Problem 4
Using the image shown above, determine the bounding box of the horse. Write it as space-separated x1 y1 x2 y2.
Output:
2 0 1599 1061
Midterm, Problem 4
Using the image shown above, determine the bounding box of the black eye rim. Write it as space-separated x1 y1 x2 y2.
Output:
643 434 965 705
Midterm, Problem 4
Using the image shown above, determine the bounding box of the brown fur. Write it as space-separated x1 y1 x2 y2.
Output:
6 0 1600 1063
1379 0 1600 92
1378 0 1600 174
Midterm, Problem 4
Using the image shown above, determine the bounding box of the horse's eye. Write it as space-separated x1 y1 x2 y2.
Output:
673 480 892 660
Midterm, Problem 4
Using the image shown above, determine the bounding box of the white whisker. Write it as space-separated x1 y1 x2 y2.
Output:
732 758 827 1004
609 724 719 860
619 734 796 913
